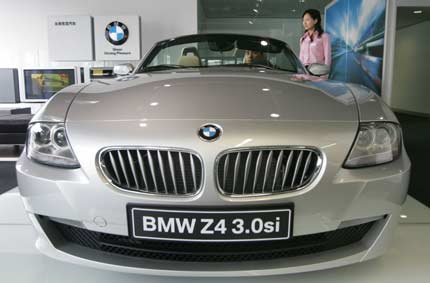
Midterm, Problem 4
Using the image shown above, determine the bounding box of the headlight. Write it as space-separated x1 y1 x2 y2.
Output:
26 123 80 169
344 122 402 168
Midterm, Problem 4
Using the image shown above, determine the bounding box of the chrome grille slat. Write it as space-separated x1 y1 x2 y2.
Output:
147 150 159 193
217 147 321 196
167 151 178 195
223 154 230 190
136 150 149 193
157 150 168 194
281 151 294 189
108 152 121 184
291 151 304 188
127 150 140 190
242 151 252 194
101 148 203 196
252 151 263 194
300 151 313 185
190 153 197 193
232 152 241 194
117 151 131 188
262 150 273 193
272 150 284 192
179 152 187 194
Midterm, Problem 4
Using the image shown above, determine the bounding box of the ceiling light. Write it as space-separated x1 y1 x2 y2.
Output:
150 102 159 106
400 214 408 219
248 20 254 25
163 84 171 87
253 8 259 13
260 40 268 46
270 113 280 118
262 88 270 91
413 10 423 14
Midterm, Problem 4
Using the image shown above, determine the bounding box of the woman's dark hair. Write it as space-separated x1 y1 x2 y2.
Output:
302 9 324 40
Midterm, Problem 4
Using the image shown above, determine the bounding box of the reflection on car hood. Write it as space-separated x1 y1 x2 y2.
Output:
67 68 359 123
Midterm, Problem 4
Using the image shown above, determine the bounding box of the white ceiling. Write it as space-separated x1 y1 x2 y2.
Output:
397 7 430 29
200 1 430 30
199 0 333 19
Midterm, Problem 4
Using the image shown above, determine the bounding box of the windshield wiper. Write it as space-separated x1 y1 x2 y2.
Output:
220 63 297 73
220 63 276 70
141 64 190 72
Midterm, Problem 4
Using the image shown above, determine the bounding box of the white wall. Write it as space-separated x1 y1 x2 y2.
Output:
0 0 197 70
391 21 430 115
0 0 196 111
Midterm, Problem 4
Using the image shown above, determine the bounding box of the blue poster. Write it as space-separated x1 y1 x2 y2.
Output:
325 0 387 95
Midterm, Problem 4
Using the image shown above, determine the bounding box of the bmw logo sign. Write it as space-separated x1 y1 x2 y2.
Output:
198 124 222 142
105 21 129 46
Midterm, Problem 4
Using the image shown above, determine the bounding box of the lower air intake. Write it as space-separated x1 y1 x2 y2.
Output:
49 219 374 262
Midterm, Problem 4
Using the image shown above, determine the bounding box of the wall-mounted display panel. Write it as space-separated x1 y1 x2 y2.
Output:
48 15 94 61
94 16 141 61
90 67 115 80
20 68 78 102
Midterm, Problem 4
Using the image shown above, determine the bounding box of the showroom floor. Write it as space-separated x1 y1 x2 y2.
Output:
0 189 428 283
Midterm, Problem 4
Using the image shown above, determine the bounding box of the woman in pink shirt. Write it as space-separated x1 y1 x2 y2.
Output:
299 9 332 68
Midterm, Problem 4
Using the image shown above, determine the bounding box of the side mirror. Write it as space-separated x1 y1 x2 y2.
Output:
113 63 134 76
307 63 330 77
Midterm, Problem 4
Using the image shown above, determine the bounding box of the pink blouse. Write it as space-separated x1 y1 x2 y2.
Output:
299 31 332 66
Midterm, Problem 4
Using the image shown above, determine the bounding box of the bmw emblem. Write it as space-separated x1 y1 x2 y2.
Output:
198 124 222 142
105 21 129 46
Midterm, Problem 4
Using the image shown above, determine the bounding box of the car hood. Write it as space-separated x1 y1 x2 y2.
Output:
66 69 359 123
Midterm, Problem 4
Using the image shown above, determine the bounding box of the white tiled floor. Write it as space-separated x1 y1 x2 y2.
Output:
0 189 429 282
400 195 430 224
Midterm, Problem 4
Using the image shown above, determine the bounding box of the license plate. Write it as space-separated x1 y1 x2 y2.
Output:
128 205 293 242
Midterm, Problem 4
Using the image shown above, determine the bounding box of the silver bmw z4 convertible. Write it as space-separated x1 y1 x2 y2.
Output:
17 34 410 277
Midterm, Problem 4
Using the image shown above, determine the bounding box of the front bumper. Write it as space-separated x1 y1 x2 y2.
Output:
16 149 410 276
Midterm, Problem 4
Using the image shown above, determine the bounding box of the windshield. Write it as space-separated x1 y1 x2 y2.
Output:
137 34 306 74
